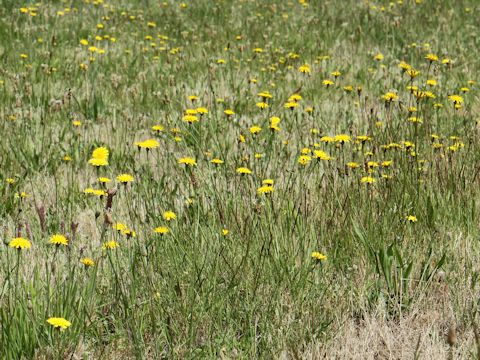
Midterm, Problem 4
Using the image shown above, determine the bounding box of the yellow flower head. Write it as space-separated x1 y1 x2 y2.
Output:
49 234 68 246
334 134 351 144
102 240 119 250
47 317 71 330
163 211 177 221
116 174 134 183
250 126 262 135
407 69 420 78
298 155 312 166
284 101 299 110
322 79 334 86
382 92 398 102
211 158 224 165
236 167 252 175
154 226 170 235
361 176 376 184
288 94 302 102
135 139 160 150
298 64 311 73
313 150 332 160
178 157 197 166
182 114 199 123
406 215 417 223
9 237 31 250
88 158 108 167
81 258 94 267
257 185 274 195
448 95 464 104
152 125 164 132
311 252 327 261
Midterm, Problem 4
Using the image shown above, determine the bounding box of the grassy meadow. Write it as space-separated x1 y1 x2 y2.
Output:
1 0 480 358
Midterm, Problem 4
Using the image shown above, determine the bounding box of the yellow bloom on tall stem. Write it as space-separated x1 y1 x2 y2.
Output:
49 234 68 246
311 252 327 261
9 237 31 250
116 174 134 183
47 317 71 330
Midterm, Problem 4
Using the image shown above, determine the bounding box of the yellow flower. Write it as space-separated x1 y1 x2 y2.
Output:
334 134 351 144
88 158 108 167
152 125 164 132
224 109 235 116
211 158 224 165
9 237 31 250
90 146 109 165
448 95 464 105
288 94 302 102
93 189 107 197
47 317 71 330
178 157 197 166
196 107 209 115
116 174 134 183
298 64 311 73
347 162 359 169
311 252 327 261
49 234 68 246
406 215 417 223
182 114 199 123
103 240 119 250
256 102 269 109
80 258 95 267
425 53 438 62
399 61 411 71
262 179 274 186
284 102 299 110
357 135 372 143
320 136 335 143
236 167 252 175
222 229 229 236
257 185 274 195
322 79 334 86
258 91 273 100
361 176 376 184
135 139 160 150
250 126 262 135
298 155 312 166
154 226 170 235
407 69 420 78
313 150 332 160
270 116 281 131
374 53 384 61
97 177 111 184
163 211 177 221
382 92 398 102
